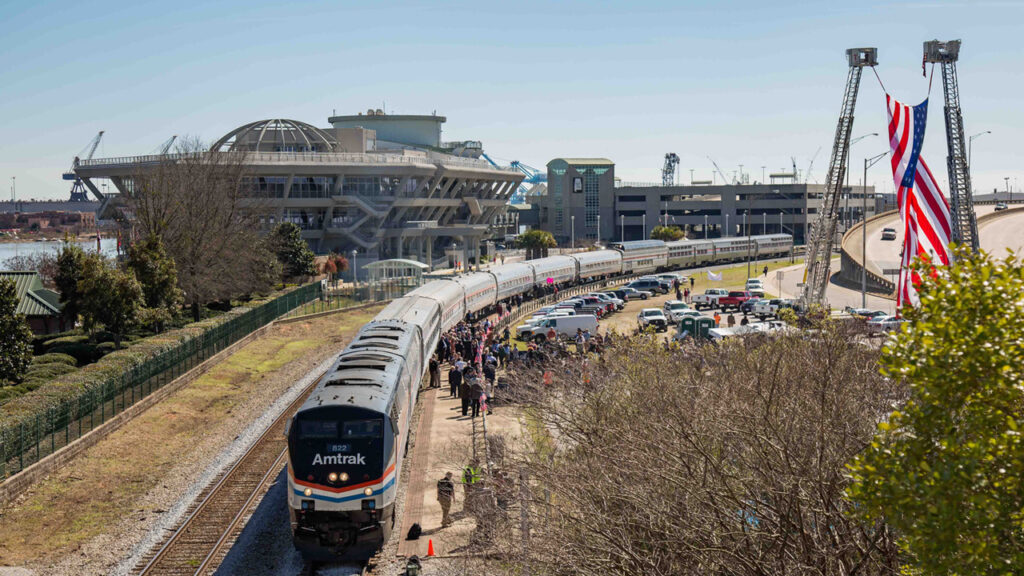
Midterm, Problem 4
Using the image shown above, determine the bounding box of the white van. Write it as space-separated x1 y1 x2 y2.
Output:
526 315 599 342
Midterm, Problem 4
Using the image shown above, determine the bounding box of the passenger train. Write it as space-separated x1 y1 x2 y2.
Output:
285 233 792 557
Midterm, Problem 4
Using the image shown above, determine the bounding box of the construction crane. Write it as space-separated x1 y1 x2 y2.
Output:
662 153 680 186
481 154 546 204
154 135 178 155
63 131 104 202
708 157 732 185
924 39 979 252
804 146 822 184
800 47 877 309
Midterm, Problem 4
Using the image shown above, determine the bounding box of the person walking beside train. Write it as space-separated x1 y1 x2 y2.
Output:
429 356 441 389
448 364 463 398
469 373 485 418
460 373 472 416
437 472 456 528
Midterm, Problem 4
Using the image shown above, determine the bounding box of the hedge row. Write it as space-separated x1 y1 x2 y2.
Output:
0 288 289 427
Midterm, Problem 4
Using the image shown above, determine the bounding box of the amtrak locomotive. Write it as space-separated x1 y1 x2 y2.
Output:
286 234 792 557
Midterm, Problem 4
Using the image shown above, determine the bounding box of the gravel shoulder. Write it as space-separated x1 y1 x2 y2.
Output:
0 306 383 575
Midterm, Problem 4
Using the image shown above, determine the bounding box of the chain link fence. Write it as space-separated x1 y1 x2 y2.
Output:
0 282 322 481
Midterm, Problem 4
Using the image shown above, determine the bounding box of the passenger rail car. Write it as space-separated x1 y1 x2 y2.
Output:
527 256 576 288
451 273 497 316
571 250 622 280
489 263 535 302
405 280 465 334
287 319 425 559
611 240 668 274
665 240 695 269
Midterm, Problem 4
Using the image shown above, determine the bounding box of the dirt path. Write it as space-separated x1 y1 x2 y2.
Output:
0 306 384 576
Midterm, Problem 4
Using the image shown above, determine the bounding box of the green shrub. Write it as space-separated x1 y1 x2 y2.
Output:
24 363 76 381
31 330 81 355
32 353 78 367
48 343 103 365
42 334 89 350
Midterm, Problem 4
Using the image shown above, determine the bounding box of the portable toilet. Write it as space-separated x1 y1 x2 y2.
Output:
695 316 716 339
678 316 697 338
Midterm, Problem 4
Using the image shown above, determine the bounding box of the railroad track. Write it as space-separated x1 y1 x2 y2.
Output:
134 373 324 576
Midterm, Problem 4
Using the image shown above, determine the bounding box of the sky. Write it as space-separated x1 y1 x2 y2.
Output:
1 0 1022 200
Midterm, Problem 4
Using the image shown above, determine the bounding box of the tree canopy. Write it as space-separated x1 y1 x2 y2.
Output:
270 222 317 279
650 225 685 241
0 278 33 385
77 255 144 347
54 240 87 323
515 229 556 259
848 249 1024 574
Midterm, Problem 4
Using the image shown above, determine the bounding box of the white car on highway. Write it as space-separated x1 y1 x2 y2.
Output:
866 315 906 334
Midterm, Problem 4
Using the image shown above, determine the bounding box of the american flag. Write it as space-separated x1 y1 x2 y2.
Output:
887 95 953 310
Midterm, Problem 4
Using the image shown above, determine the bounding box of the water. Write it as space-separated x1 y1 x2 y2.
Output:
0 238 118 263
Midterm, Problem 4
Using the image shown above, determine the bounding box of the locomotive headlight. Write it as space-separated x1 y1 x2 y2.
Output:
304 488 313 497
339 472 349 482
363 487 374 496
328 472 338 482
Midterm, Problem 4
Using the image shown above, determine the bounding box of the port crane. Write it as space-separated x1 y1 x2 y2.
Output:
708 157 732 185
154 135 178 155
924 39 979 252
800 48 877 309
481 154 546 204
64 131 104 202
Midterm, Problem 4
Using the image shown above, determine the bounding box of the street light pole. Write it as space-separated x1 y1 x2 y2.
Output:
571 215 575 250
642 213 646 239
847 133 878 230
704 215 708 239
863 151 888 308
968 130 991 169
596 214 601 244
351 249 358 286
724 214 729 237
744 211 751 278
1006 177 1011 203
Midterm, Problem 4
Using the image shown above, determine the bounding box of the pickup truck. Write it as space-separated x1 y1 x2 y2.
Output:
692 288 730 310
560 297 608 318
637 308 669 332
718 291 754 311
751 298 793 319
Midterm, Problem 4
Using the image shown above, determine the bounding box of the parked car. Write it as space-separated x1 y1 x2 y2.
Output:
525 314 599 342
619 286 653 300
843 307 887 320
662 300 691 323
628 278 669 295
516 311 575 338
867 315 905 334
604 288 632 302
637 308 669 332
718 291 755 311
881 227 897 240
588 292 624 310
745 278 764 291
656 272 687 286
995 203 1009 211
692 288 730 310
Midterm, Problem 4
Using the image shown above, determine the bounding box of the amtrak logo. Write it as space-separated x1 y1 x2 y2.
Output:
312 453 366 465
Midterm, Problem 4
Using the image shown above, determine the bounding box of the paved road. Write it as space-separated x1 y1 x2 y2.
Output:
851 205 998 277
979 208 1024 255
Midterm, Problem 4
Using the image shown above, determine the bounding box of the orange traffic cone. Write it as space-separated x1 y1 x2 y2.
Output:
427 538 436 557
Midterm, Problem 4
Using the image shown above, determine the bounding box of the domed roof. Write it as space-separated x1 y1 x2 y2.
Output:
211 119 336 153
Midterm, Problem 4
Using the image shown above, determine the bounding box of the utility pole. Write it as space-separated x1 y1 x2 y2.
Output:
801 47 876 309
863 151 888 307
924 39 979 251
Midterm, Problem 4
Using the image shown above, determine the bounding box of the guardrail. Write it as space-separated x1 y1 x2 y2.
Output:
0 282 322 481
78 151 515 172
839 210 898 295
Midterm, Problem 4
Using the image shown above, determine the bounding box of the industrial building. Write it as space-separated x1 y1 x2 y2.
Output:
72 112 522 268
537 158 879 245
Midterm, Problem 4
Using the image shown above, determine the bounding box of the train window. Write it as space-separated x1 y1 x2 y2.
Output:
342 419 384 439
298 420 338 439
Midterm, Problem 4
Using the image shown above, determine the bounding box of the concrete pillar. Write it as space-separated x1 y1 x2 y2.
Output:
397 237 404 259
